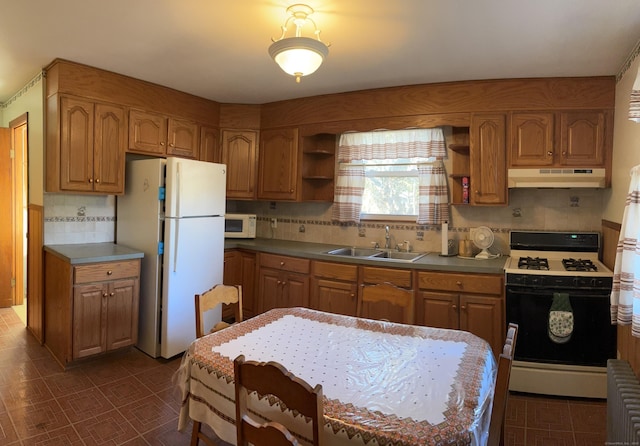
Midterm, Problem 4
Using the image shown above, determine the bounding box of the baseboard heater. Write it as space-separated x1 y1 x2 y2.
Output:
607 359 640 444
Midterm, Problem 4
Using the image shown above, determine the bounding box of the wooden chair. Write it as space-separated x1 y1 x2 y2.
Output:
487 322 519 446
358 282 415 325
194 284 243 339
191 284 244 445
234 354 325 446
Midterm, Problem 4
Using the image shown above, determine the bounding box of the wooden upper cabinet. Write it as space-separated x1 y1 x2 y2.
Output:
258 127 299 200
509 112 554 167
167 117 199 158
200 125 220 163
559 111 605 166
128 109 199 159
470 113 507 205
222 129 258 199
54 96 126 194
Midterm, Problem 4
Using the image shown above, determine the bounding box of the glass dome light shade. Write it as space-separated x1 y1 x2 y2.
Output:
269 36 329 81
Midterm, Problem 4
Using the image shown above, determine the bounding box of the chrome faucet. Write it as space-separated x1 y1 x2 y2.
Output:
384 225 391 249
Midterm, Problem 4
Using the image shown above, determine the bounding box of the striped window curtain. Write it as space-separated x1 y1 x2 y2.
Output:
332 128 447 223
611 165 640 336
417 161 450 225
630 65 640 122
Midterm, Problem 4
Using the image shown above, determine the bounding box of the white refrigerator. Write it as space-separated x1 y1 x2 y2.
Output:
117 157 226 358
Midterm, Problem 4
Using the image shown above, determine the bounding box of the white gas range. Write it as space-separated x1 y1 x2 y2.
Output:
504 231 615 399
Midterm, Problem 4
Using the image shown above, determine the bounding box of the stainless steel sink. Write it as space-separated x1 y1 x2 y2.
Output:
326 247 383 257
326 247 427 262
369 251 428 262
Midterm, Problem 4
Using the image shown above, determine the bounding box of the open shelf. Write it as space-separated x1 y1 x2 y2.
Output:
448 128 471 205
301 133 337 202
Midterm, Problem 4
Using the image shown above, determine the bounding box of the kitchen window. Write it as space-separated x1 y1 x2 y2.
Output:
332 128 449 224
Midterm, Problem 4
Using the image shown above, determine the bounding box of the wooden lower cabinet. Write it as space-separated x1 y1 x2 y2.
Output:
360 266 414 322
223 250 257 319
258 253 309 312
416 271 504 356
44 253 140 367
310 261 358 316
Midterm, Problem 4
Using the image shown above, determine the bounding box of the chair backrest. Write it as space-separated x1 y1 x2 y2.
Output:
358 282 415 324
487 322 519 446
195 284 242 338
234 355 324 446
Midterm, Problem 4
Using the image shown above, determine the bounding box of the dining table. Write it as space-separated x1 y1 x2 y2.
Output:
175 307 497 446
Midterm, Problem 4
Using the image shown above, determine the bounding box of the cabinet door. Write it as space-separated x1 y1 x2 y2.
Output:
470 114 507 205
128 110 167 155
310 278 358 316
222 130 257 199
283 272 309 308
416 291 459 329
240 252 257 318
510 112 554 167
73 283 106 359
94 103 126 194
223 251 242 320
105 278 139 351
60 96 94 192
559 111 605 166
258 128 299 200
167 117 199 159
459 294 503 357
200 125 220 163
258 267 281 313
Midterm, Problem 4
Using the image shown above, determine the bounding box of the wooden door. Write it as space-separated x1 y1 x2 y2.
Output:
470 113 506 205
167 117 199 159
222 130 257 199
310 278 358 316
94 103 126 194
73 283 106 358
459 294 504 357
10 117 27 307
60 96 94 192
560 111 605 166
257 127 299 200
282 272 309 308
416 291 459 329
200 125 220 163
105 278 139 351
510 112 554 167
258 267 281 313
0 128 12 307
128 109 167 155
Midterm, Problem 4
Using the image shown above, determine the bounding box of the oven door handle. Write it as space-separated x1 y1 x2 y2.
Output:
506 287 610 299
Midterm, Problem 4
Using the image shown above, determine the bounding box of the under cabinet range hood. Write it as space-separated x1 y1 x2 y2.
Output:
507 168 606 188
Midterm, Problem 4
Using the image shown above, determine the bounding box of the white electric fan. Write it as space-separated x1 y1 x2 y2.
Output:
471 226 496 259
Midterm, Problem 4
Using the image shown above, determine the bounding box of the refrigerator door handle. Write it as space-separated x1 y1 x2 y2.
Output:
175 161 182 217
173 219 179 272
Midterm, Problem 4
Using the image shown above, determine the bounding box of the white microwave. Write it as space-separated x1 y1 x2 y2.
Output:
224 214 257 238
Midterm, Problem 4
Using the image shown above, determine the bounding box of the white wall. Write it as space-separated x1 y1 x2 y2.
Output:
1 73 44 206
603 46 640 224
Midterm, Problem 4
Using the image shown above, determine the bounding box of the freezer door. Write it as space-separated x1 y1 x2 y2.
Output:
160 216 224 358
165 157 226 218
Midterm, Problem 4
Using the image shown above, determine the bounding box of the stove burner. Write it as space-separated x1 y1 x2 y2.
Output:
518 257 549 270
563 258 598 272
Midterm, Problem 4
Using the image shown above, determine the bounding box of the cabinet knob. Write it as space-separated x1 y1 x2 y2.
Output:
290 189 294 193
160 142 165 146
452 304 457 310
562 151 567 156
280 261 285 266
169 143 175 147
461 305 467 311
547 151 553 156
88 178 93 183
277 280 282 285
95 178 100 183
456 281 462 287
103 292 108 297
107 270 113 275
110 292 114 296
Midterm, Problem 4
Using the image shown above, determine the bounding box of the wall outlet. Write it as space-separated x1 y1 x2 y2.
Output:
270 218 277 228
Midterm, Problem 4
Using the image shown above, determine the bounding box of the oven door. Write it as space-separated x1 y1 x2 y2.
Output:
506 285 616 366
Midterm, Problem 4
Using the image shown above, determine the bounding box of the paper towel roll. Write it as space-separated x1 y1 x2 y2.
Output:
441 221 448 255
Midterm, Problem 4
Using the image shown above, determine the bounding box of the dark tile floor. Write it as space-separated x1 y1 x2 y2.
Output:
0 307 606 445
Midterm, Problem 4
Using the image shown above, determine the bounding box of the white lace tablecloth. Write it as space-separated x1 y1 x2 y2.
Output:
175 307 497 446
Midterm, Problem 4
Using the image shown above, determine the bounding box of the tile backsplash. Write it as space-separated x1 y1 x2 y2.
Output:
44 193 115 245
228 188 607 256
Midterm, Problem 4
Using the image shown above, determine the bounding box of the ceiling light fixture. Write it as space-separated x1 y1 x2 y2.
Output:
269 3 329 83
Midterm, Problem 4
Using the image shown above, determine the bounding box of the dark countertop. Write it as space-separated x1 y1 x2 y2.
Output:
44 243 144 264
225 238 507 274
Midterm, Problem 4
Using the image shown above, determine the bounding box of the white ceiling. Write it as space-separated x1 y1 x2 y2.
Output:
1 0 640 105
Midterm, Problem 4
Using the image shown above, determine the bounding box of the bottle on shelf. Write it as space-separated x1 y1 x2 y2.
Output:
462 176 469 204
